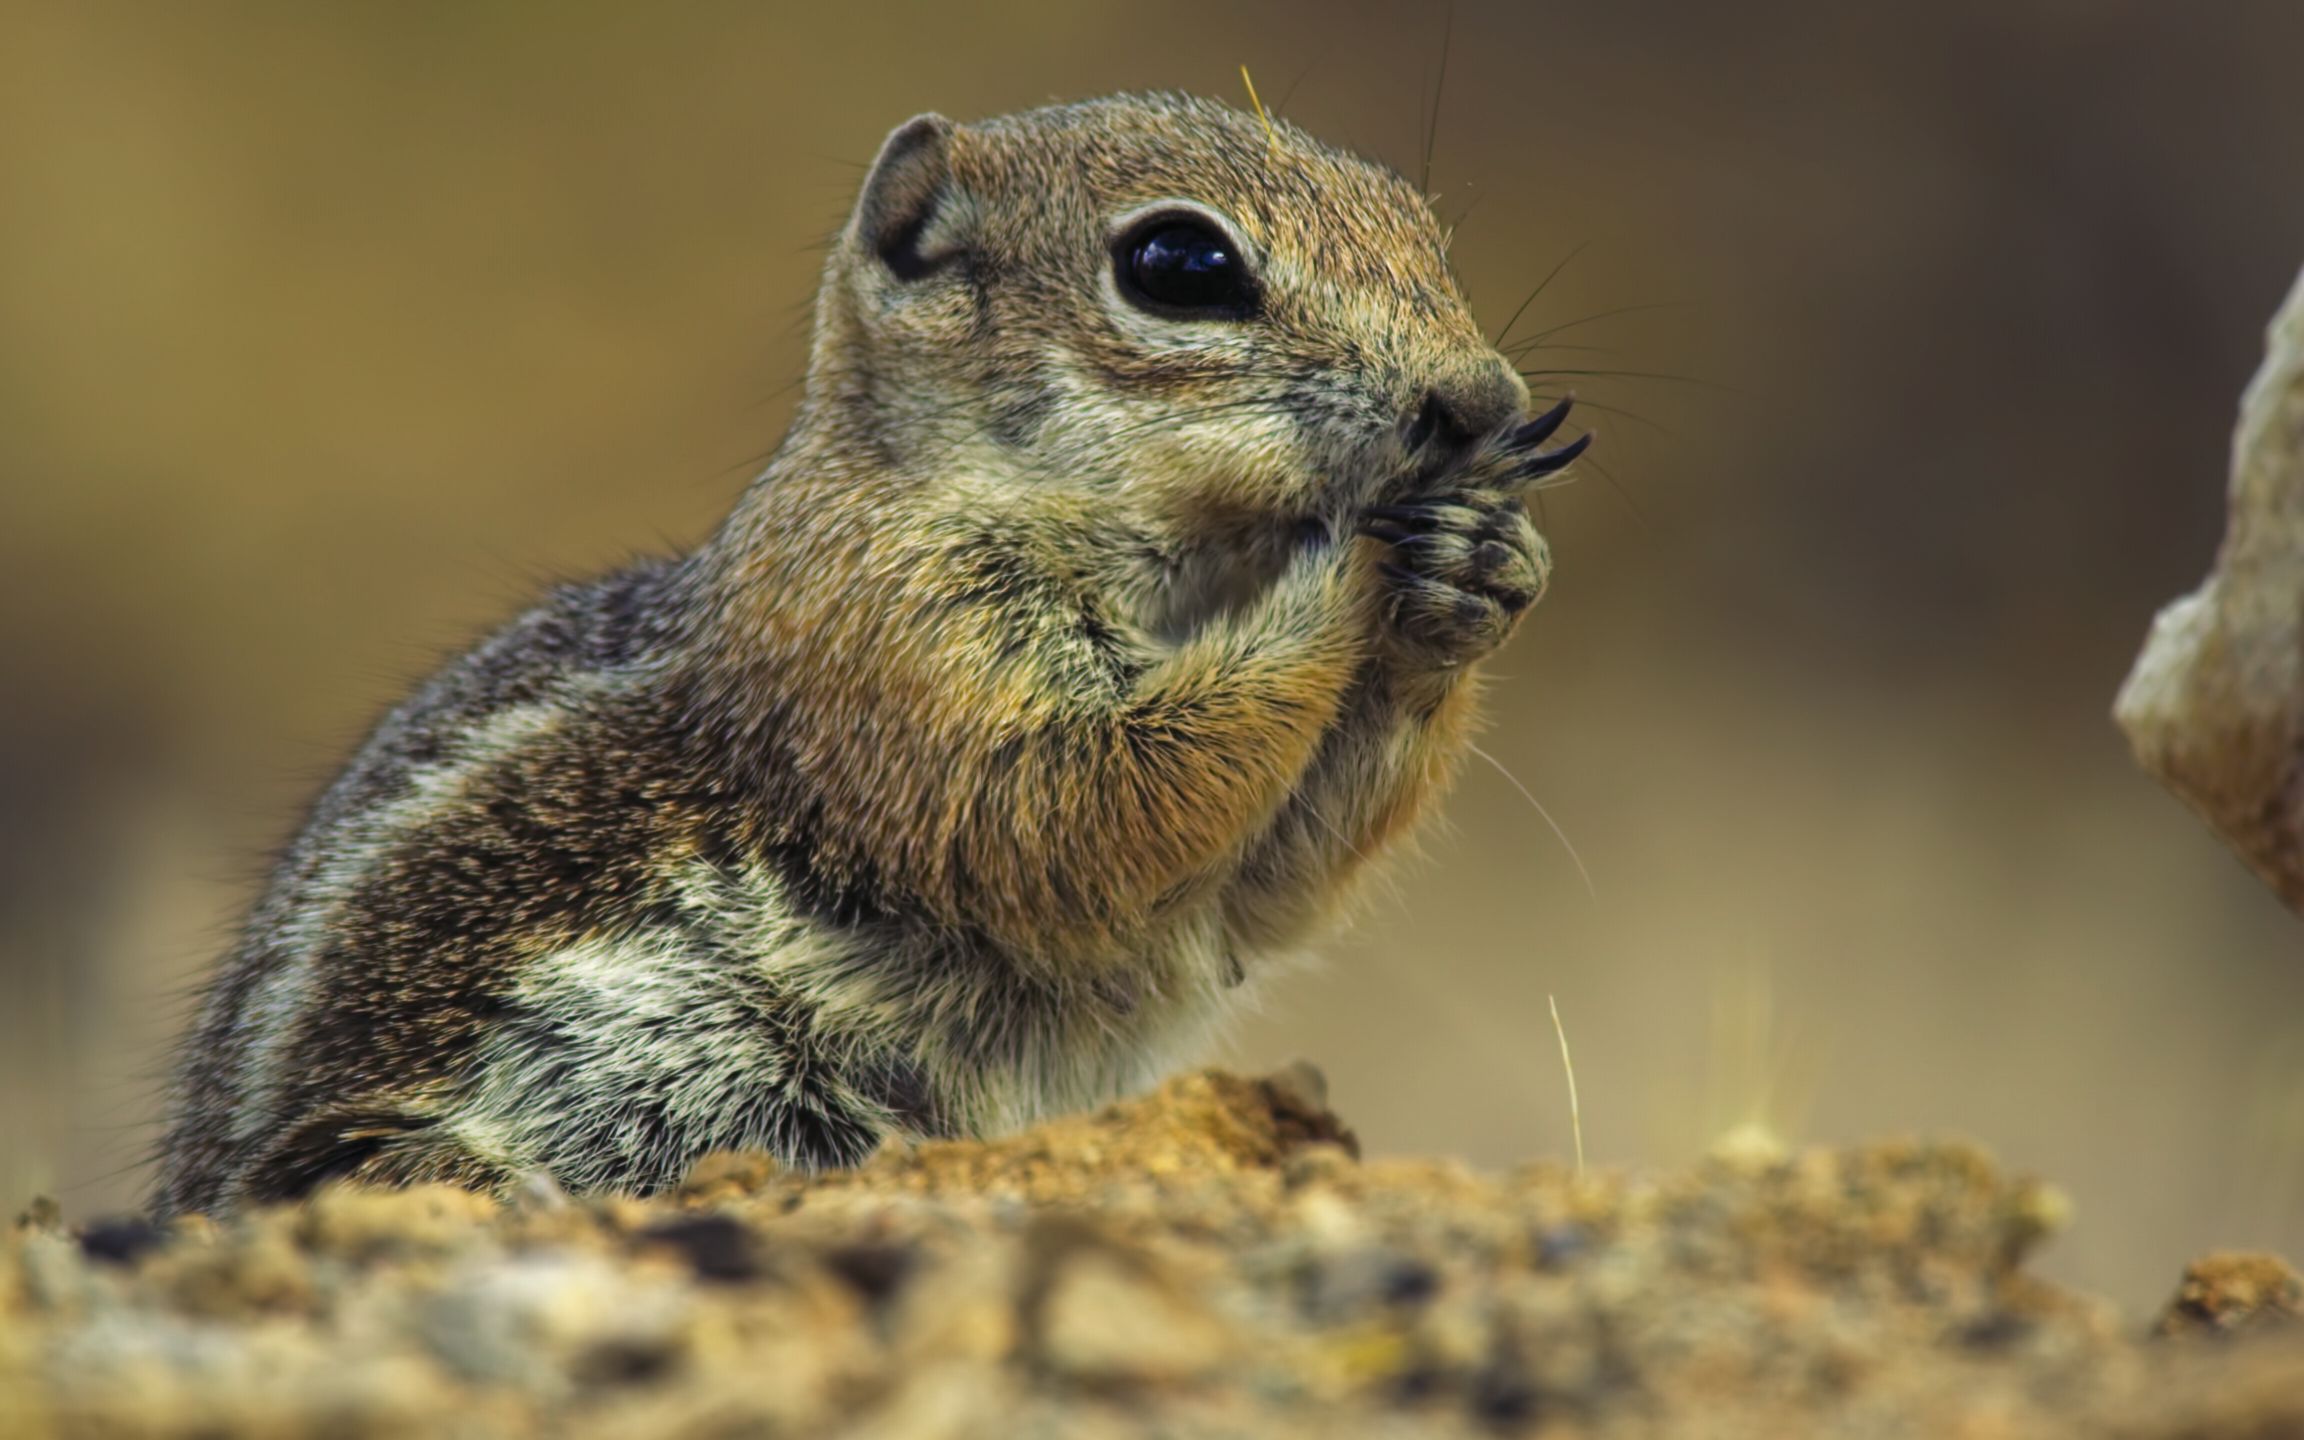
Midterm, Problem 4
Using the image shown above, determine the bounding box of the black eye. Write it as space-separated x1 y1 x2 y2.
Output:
1117 217 1257 319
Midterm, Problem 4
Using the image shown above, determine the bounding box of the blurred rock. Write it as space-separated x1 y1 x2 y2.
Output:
2156 1252 2304 1338
3 1066 2302 1437
417 1250 692 1395
633 1213 767 1285
1024 1227 1228 1386
74 1216 166 1268
2117 265 2304 919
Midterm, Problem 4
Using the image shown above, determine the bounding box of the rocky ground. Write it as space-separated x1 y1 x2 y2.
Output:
4 1066 2301 1439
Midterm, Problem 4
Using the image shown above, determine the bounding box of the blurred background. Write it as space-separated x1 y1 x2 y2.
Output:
5 0 2302 1314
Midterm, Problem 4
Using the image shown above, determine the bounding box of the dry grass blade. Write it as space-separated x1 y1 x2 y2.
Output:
1551 994 1585 1177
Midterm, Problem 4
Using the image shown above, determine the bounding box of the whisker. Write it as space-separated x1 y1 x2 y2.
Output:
1300 796 1375 870
747 372 807 414
1523 390 1672 438
1273 40 1333 116
1577 450 1651 529
1103 397 1305 442
1518 366 1732 394
1465 741 1597 901
1510 300 1691 350
1447 188 1486 236
1493 240 1590 350
1419 1 1455 198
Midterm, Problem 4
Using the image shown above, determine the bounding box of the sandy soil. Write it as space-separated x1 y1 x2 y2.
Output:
5 1066 2300 1438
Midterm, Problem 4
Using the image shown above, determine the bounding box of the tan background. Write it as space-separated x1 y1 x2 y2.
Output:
4 0 2301 1314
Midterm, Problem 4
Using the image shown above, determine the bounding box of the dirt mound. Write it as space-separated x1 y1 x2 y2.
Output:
5 1067 2300 1438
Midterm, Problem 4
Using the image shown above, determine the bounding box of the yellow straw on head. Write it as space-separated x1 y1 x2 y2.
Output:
1239 64 1279 155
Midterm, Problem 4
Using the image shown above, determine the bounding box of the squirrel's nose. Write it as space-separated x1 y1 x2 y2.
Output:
1403 361 1527 459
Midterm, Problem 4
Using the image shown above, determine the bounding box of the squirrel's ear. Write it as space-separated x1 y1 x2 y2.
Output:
852 113 959 282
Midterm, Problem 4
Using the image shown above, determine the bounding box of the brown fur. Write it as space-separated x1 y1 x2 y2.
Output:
152 93 1583 1216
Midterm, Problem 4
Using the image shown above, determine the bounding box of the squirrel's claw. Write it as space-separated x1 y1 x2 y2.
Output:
1508 394 1576 452
1510 430 1591 485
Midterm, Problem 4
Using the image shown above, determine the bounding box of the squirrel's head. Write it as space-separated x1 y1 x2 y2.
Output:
804 92 1528 538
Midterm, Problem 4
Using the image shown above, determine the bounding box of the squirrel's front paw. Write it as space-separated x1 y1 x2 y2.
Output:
1360 488 1549 666
1358 404 1585 667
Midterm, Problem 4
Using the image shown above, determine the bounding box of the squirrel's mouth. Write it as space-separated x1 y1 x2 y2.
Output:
1380 394 1585 506
1301 393 1553 515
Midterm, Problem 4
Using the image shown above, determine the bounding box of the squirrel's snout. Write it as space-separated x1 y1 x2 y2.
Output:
1400 361 1528 462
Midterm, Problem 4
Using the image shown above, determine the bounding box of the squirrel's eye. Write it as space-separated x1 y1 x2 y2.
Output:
1118 218 1257 319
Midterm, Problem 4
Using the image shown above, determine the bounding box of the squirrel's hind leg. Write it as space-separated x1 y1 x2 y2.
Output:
237 1100 516 1206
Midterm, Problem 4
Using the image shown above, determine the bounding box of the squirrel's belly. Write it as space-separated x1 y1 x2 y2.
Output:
442 924 913 1193
435 895 1251 1193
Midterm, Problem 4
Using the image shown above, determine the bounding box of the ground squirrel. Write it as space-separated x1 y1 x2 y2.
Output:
153 92 1588 1215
